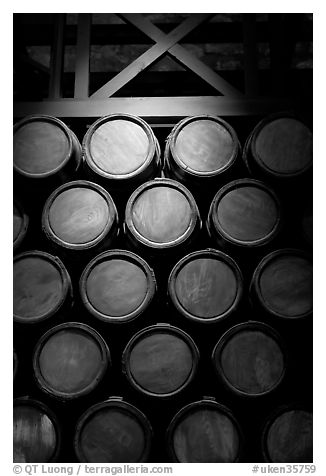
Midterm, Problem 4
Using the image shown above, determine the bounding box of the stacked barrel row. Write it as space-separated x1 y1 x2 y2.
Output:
13 112 313 463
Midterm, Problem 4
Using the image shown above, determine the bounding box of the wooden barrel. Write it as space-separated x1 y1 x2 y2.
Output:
14 115 81 188
33 322 110 400
243 113 312 182
168 249 243 324
261 405 313 462
250 249 313 320
207 178 281 251
13 199 29 252
82 113 161 192
166 397 242 462
212 321 286 397
124 178 201 256
80 249 156 324
13 251 73 324
42 180 118 260
164 115 241 191
74 397 152 463
122 324 199 398
13 397 61 462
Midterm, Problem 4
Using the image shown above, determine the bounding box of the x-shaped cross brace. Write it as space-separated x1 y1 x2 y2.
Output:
91 13 244 99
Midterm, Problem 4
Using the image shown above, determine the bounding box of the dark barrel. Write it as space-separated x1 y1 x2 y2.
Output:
122 324 199 398
207 178 282 252
42 180 118 260
261 405 313 462
166 397 242 462
33 322 110 400
13 199 29 252
82 113 161 192
124 178 201 256
13 397 61 462
250 249 313 320
168 249 243 324
80 249 156 324
14 115 81 192
13 251 73 325
74 397 152 463
212 321 286 397
164 115 241 193
243 112 312 182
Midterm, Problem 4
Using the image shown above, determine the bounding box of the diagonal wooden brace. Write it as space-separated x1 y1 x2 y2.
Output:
119 13 244 98
90 14 218 99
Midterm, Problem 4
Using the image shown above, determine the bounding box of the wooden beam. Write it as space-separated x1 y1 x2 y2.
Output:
74 13 91 99
14 96 295 120
243 14 259 96
48 13 65 99
119 14 244 97
91 14 212 99
170 44 244 97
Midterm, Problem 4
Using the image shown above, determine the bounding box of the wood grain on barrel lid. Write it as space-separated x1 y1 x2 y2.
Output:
13 203 24 242
173 408 239 462
79 408 145 462
129 333 193 394
132 186 192 243
14 121 70 175
14 404 57 462
266 410 313 462
86 259 148 317
254 118 312 174
174 119 235 173
259 255 313 317
220 330 284 394
175 257 238 318
217 186 278 242
48 187 110 244
38 329 104 394
89 119 150 175
14 256 63 320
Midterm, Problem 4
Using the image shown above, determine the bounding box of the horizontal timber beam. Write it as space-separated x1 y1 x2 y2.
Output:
14 96 296 121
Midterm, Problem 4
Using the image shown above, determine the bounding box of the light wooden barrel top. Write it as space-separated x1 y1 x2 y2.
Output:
131 186 192 244
78 408 146 462
86 259 148 317
14 255 64 321
88 119 150 175
38 328 105 395
259 254 313 317
254 117 312 174
174 257 238 319
216 185 278 242
14 120 70 175
173 119 235 173
48 187 110 244
266 410 313 462
172 408 240 462
129 333 194 394
14 404 57 462
219 329 284 394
